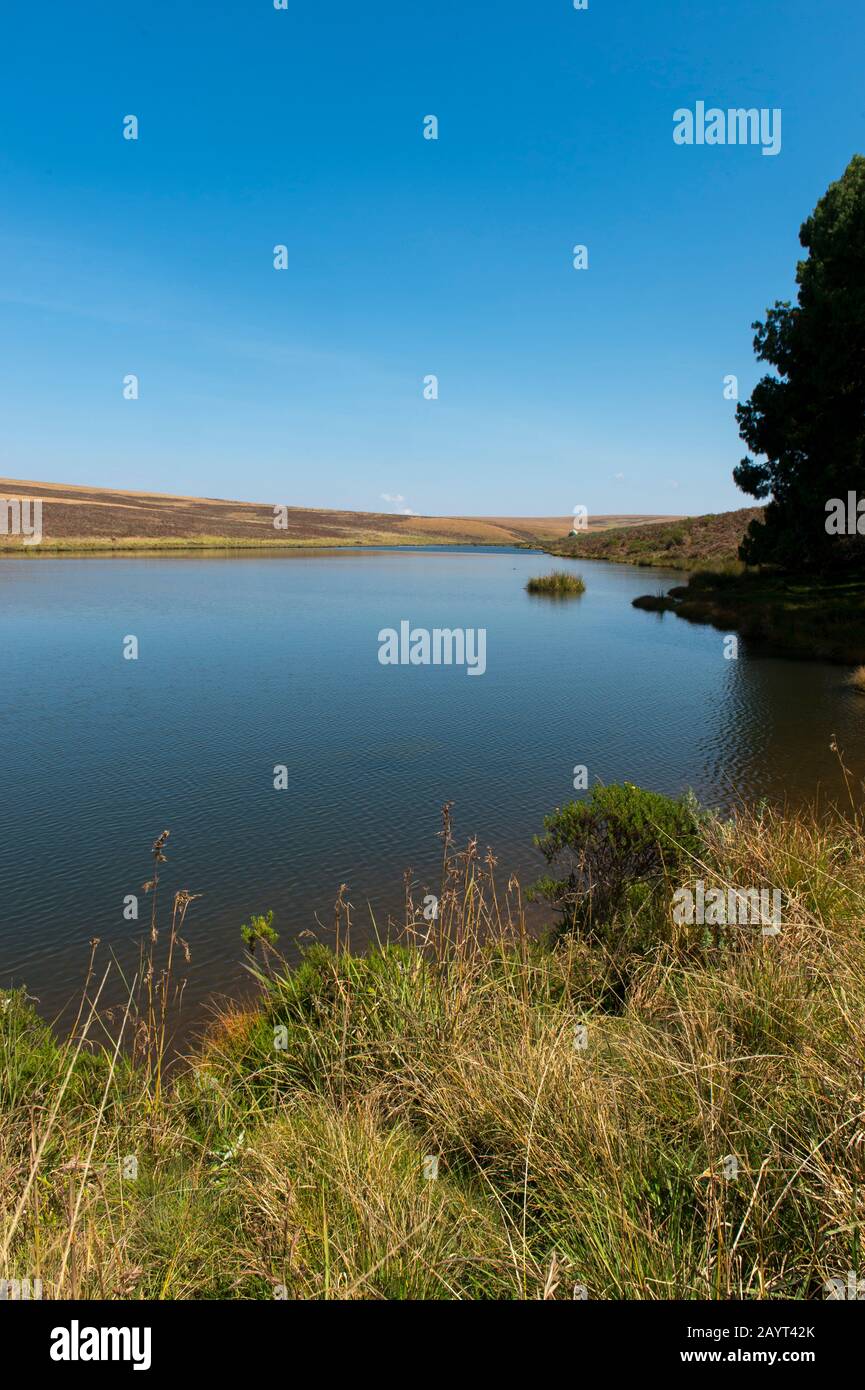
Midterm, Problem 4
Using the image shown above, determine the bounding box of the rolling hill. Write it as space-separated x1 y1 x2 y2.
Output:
0 478 678 552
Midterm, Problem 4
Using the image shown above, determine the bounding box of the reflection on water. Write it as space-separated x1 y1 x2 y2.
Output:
0 547 862 1027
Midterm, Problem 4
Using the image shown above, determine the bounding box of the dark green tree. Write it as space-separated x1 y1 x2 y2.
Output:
734 155 865 571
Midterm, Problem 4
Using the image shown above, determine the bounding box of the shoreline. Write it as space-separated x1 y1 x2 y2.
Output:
0 536 544 557
4 791 863 1300
631 573 865 667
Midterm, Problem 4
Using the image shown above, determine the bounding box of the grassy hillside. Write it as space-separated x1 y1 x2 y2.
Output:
2 794 863 1300
548 508 764 572
0 477 670 553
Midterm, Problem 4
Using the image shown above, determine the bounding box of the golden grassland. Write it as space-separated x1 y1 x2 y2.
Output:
0 476 675 553
3 792 865 1300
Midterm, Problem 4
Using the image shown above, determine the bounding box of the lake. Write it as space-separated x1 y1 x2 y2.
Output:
1 546 862 1029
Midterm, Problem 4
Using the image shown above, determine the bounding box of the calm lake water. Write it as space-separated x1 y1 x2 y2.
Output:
1 547 863 1028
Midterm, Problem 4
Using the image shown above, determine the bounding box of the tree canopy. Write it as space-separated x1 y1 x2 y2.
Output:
734 155 865 571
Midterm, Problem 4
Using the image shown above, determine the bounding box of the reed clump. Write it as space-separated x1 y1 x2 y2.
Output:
2 793 865 1300
526 570 586 597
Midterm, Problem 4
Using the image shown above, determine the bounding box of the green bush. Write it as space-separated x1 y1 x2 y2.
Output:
530 783 705 935
240 910 278 955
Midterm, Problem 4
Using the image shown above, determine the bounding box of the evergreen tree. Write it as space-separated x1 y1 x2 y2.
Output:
734 155 865 571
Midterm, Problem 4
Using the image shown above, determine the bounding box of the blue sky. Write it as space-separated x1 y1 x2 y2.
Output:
0 0 862 517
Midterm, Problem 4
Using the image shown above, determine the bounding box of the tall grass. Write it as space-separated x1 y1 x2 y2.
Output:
2 798 864 1299
526 570 586 596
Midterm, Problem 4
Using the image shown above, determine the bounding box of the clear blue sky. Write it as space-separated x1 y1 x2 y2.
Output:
0 0 862 517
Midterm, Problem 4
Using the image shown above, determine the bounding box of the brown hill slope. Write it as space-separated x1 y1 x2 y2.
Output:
0 478 676 551
547 507 764 571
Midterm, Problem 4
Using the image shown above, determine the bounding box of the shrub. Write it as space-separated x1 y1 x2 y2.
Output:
240 910 278 955
530 783 706 935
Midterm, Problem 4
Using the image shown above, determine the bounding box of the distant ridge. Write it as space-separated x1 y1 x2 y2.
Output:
0 477 681 552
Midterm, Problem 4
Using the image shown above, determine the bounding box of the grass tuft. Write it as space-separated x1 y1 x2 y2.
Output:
526 570 586 597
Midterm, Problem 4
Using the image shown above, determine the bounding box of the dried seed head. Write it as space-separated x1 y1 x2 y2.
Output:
151 829 170 863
